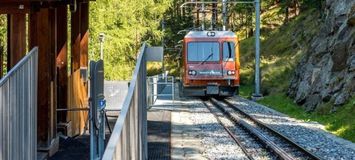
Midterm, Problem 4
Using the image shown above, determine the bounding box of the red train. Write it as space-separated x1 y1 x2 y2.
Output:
180 31 240 97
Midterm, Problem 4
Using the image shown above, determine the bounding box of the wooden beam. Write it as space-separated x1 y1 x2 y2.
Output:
7 13 26 69
80 2 88 68
71 4 81 73
56 5 68 123
0 3 30 14
0 0 91 4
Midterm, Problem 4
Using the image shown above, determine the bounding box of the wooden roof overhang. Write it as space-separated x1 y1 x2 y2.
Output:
0 0 94 14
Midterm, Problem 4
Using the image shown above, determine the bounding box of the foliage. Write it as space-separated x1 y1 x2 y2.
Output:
0 15 6 74
0 15 5 45
152 0 194 77
89 0 171 80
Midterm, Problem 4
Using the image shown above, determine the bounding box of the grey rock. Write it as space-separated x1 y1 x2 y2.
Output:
334 92 349 105
349 55 355 72
295 81 311 104
329 76 344 93
347 5 355 26
331 42 348 72
320 87 332 102
304 94 322 112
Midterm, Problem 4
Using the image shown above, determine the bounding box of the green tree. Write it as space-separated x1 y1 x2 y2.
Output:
89 0 171 80
0 15 6 76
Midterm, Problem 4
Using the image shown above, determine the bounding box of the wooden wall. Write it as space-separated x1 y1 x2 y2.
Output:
68 2 90 136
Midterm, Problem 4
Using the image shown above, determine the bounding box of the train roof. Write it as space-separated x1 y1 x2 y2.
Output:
184 31 236 38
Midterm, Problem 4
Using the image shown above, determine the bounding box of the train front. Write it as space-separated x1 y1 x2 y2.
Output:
181 31 240 97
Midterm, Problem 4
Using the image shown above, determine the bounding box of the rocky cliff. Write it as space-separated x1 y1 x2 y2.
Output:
288 0 355 111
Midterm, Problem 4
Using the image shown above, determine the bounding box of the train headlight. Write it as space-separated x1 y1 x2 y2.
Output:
188 70 197 76
227 70 235 75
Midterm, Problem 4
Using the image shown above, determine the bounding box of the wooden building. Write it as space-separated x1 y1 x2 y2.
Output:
0 0 93 156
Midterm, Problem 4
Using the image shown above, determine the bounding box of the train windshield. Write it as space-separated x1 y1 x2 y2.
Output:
223 42 235 61
187 42 220 62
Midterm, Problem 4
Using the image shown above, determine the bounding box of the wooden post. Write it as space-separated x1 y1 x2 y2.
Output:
7 13 26 69
56 5 68 123
29 7 58 154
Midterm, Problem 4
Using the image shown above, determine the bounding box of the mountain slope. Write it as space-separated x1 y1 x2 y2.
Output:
288 0 355 111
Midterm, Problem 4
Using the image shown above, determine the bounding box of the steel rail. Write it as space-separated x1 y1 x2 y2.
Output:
210 99 295 160
222 99 322 160
202 100 254 160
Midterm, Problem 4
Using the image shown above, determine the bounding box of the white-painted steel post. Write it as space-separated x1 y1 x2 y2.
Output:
202 0 205 30
99 33 105 60
162 20 165 73
253 0 262 99
222 0 227 31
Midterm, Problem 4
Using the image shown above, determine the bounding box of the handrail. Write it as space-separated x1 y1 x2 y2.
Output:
0 47 38 85
0 47 38 160
102 43 147 160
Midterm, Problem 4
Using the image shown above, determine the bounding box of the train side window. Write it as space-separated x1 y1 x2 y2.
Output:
223 42 235 61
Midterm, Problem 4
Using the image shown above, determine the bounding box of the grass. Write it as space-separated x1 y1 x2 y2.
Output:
239 84 254 99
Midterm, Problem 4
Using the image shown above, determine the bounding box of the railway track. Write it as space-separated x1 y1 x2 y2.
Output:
202 98 321 160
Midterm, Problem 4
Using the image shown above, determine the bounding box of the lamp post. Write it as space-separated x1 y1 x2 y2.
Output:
161 20 166 74
222 0 227 31
99 33 105 60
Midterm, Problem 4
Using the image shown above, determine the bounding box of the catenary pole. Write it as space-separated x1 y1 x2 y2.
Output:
222 0 227 30
253 0 262 99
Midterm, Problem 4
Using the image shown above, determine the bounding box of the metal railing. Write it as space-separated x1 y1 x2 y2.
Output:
0 47 38 160
103 43 147 160
147 74 175 107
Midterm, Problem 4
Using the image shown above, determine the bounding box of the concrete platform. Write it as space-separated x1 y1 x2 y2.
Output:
148 83 209 160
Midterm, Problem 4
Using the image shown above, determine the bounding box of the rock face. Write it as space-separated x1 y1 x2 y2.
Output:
288 0 355 111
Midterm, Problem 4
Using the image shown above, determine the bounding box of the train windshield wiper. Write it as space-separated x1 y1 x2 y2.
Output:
228 42 232 59
200 53 213 65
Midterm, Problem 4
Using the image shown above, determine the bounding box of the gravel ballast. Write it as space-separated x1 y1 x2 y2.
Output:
171 98 248 159
226 96 355 160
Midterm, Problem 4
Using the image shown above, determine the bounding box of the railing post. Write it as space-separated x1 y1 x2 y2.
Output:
142 46 148 159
